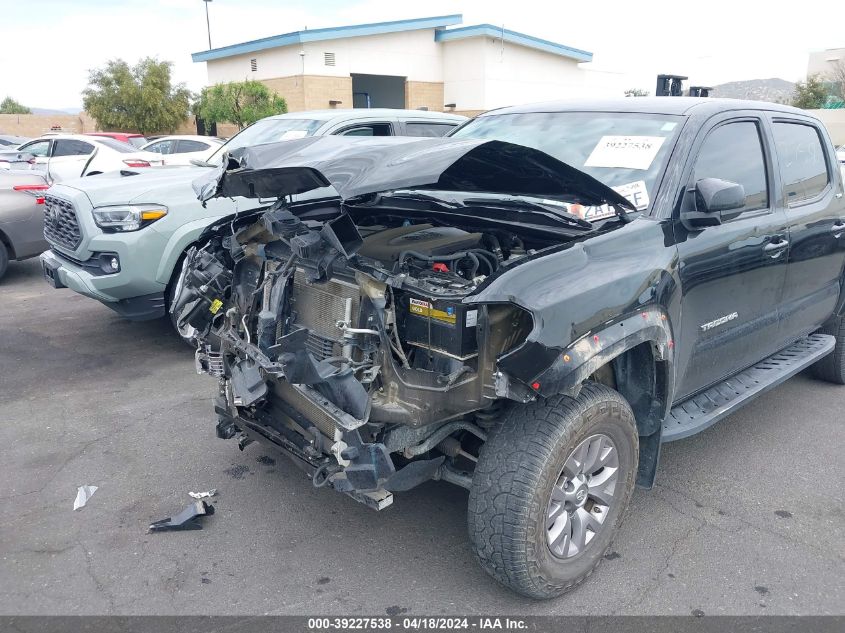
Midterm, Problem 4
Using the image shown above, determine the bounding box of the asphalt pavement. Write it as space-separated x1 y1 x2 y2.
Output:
1 258 843 615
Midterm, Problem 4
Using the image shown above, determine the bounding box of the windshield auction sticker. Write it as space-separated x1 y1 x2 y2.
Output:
585 135 666 170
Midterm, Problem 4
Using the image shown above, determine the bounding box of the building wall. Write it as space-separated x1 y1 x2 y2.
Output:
207 29 444 85
480 37 586 109
451 109 486 118
441 37 591 111
810 108 845 145
0 113 97 137
808 49 845 79
203 29 602 115
441 38 488 112
261 74 353 111
405 81 445 111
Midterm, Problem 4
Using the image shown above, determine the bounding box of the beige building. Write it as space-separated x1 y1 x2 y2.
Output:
807 47 845 80
191 14 603 117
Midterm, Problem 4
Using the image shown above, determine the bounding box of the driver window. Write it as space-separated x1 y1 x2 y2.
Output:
693 121 768 213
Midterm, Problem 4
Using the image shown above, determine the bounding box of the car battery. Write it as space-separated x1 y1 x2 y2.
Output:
398 292 478 360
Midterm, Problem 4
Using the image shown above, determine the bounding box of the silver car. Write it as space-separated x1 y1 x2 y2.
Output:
0 170 50 279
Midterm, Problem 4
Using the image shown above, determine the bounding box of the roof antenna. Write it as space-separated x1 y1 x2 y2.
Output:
500 24 505 62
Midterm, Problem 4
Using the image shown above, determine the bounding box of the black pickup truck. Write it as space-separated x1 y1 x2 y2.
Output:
173 98 845 599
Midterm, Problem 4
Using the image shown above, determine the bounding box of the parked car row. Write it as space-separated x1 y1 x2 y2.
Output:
8 100 845 600
33 108 466 309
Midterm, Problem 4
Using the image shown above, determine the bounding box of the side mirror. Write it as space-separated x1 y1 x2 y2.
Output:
681 178 746 229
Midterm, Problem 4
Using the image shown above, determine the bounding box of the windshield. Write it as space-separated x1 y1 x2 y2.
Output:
208 118 324 163
451 111 684 218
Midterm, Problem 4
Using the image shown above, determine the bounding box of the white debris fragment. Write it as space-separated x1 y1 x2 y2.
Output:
188 489 217 500
73 485 98 510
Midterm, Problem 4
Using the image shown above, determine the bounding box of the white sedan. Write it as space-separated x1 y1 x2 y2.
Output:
6 134 163 182
141 135 225 166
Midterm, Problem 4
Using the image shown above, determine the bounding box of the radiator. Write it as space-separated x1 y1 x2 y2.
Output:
291 270 360 360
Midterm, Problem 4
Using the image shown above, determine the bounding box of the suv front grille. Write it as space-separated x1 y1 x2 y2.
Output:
43 195 82 250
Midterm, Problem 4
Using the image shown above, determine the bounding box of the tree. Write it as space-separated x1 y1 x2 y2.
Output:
82 58 192 134
791 75 829 109
829 60 845 101
624 88 650 97
0 97 31 114
194 80 287 130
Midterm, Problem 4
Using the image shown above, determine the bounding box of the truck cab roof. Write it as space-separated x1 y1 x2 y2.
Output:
483 97 807 118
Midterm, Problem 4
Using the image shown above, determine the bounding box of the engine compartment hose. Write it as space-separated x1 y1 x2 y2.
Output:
312 462 341 488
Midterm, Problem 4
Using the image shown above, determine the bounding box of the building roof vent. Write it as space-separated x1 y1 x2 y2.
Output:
250 58 258 72
324 52 336 66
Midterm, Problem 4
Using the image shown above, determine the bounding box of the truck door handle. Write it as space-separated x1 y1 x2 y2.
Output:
831 221 845 236
763 239 789 257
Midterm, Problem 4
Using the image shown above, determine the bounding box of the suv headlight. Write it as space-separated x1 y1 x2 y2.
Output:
92 204 168 232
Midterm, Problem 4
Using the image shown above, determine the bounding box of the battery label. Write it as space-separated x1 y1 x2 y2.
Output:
409 297 457 325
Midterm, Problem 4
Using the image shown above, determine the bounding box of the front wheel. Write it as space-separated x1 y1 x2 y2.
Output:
468 382 638 599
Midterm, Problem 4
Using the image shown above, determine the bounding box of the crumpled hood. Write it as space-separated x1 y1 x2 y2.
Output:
60 165 210 207
193 136 634 210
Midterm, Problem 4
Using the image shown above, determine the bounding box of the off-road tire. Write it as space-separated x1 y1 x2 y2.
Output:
468 382 638 599
810 316 845 384
0 241 9 280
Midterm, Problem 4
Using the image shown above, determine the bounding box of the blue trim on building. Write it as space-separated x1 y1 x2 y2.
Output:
434 24 592 62
191 14 463 62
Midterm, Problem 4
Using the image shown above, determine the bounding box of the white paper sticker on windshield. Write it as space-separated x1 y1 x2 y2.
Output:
279 130 308 140
612 180 650 211
584 135 666 170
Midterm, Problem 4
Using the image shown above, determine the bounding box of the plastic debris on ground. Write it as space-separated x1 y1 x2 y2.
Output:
188 489 217 499
149 500 215 532
73 485 98 511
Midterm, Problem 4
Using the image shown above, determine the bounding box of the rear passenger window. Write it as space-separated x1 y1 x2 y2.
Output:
146 140 175 154
337 123 392 137
694 121 768 213
405 122 456 137
53 140 94 156
177 140 210 153
772 122 829 203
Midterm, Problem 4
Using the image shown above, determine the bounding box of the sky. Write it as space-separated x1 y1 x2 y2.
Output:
1 0 843 109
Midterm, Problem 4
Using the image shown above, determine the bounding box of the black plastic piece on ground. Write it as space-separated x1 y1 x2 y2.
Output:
663 334 835 441
149 500 215 532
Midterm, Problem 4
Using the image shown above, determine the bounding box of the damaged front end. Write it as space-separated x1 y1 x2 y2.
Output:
174 136 630 509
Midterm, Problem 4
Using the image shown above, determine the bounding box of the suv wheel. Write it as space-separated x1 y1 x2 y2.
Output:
468 382 638 599
0 242 8 280
810 315 845 384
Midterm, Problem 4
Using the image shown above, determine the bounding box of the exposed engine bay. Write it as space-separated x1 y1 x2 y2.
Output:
174 136 631 509
174 201 558 508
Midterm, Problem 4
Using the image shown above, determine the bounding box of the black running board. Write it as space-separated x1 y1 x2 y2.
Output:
662 334 835 442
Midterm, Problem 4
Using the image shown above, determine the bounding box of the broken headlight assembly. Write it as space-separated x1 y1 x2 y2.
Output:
92 204 168 232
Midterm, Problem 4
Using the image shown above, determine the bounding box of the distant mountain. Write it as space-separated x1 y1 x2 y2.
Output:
30 107 83 115
711 78 795 104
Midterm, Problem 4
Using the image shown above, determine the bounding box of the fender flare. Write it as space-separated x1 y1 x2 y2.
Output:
502 307 674 400
498 307 675 489
153 217 219 286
